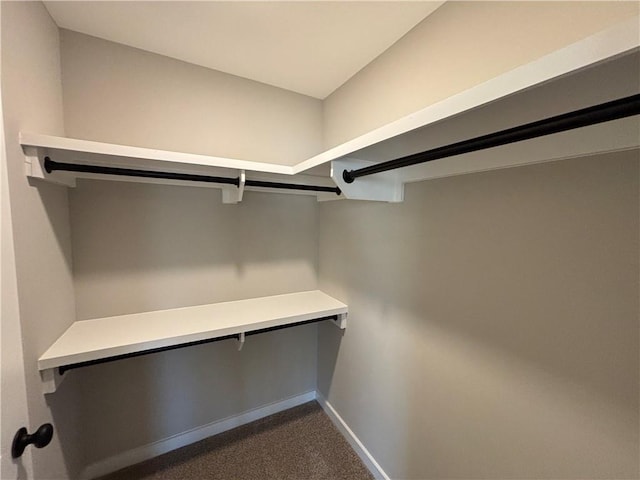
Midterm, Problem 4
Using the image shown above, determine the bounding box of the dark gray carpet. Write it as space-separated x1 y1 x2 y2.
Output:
97 401 374 480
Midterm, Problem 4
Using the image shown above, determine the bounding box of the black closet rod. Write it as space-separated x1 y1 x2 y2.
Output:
342 93 640 183
44 157 342 195
57 315 338 375
245 178 339 194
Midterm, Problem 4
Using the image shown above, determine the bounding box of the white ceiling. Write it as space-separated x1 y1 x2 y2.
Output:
44 1 443 99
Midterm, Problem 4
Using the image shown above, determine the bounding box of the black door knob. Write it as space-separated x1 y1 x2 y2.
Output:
11 423 54 458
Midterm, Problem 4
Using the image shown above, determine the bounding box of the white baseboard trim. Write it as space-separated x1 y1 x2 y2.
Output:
315 392 390 480
81 390 316 480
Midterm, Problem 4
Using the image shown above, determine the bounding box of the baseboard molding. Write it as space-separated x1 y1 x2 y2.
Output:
315 392 390 480
80 390 316 480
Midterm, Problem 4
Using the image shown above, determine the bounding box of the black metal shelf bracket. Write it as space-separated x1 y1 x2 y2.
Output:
44 157 341 195
342 93 640 183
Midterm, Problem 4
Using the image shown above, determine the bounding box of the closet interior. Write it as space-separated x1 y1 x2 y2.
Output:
1 2 638 479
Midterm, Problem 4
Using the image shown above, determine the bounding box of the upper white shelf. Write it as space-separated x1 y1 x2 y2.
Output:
20 131 342 202
39 290 347 393
21 17 639 203
20 131 293 175
298 16 640 173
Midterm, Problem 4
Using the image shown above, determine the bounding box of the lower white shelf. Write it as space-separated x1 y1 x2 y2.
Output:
38 290 347 393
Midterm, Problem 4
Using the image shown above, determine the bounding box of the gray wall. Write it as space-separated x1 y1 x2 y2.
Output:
318 150 639 479
59 28 325 468
61 30 323 166
323 1 639 148
69 181 319 465
0 2 82 478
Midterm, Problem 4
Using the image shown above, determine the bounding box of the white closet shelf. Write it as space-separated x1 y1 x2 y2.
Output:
20 132 342 203
38 290 347 393
21 131 294 175
21 17 638 203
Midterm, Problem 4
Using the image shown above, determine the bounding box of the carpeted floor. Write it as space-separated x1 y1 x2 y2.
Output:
97 401 374 480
